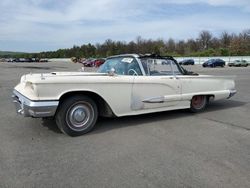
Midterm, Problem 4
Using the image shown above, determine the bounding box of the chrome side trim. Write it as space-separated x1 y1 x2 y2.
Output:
142 95 181 103
12 90 59 118
142 96 164 103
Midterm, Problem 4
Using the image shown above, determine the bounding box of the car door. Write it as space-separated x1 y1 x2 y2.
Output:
131 59 181 111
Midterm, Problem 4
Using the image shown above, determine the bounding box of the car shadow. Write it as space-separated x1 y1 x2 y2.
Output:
40 99 246 135
205 99 246 112
41 117 62 134
91 99 246 135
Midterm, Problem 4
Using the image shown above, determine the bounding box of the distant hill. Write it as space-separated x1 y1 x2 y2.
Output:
0 51 25 55
0 51 26 57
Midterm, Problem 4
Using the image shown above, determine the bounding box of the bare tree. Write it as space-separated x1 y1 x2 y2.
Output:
186 39 199 53
220 31 232 48
166 38 175 53
176 40 185 55
198 30 213 50
210 37 220 49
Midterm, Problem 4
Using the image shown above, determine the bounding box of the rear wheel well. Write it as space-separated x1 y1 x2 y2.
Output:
191 94 214 103
59 91 115 117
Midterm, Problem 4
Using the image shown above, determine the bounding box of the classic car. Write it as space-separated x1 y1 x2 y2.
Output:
228 60 248 67
12 54 236 136
202 59 225 67
179 59 195 65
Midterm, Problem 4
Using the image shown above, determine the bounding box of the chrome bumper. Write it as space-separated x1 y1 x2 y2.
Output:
227 89 237 99
12 90 59 118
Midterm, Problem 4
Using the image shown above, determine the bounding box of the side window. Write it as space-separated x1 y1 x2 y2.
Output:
171 61 182 75
149 59 172 75
140 58 182 76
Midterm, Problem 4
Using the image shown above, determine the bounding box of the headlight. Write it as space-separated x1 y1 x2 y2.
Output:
20 75 26 83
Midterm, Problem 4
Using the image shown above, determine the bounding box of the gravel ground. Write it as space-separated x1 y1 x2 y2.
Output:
0 61 249 188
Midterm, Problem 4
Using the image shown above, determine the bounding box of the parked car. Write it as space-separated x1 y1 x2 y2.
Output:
7 58 14 62
179 59 195 65
12 54 236 136
202 59 225 67
0 58 6 62
13 58 20 62
93 58 105 67
71 57 86 64
13 58 29 63
228 60 248 67
25 58 33 62
32 58 40 62
39 58 48 62
82 58 95 67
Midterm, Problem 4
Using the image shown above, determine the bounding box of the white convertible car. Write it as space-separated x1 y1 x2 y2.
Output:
12 54 236 136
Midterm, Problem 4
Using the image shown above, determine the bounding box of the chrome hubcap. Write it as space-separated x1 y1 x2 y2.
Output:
71 107 86 123
66 102 94 131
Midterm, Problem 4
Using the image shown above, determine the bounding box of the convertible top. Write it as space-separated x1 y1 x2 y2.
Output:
138 54 176 61
107 53 176 61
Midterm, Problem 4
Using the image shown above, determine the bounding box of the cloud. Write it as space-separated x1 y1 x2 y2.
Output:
0 0 249 52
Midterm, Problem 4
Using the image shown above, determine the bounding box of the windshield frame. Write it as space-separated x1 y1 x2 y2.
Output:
98 54 189 76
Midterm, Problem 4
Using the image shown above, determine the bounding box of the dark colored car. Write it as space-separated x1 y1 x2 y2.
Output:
25 58 33 62
179 59 195 65
13 58 29 63
202 59 225 68
32 58 40 62
13 58 21 62
82 58 95 67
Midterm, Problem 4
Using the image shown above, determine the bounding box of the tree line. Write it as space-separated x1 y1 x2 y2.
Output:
3 29 250 58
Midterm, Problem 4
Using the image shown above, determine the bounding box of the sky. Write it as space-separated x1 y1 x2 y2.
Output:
0 0 250 52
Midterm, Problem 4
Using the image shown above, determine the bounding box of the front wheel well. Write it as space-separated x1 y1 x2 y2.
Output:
58 91 115 117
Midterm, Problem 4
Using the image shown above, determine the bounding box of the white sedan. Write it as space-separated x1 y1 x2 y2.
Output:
12 54 236 136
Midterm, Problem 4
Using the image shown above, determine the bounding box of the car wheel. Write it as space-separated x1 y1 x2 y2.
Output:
190 95 208 112
55 95 98 136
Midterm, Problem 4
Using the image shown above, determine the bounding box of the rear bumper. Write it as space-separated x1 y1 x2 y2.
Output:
227 89 237 99
12 90 59 118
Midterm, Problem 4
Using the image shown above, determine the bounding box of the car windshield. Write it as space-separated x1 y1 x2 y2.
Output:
98 56 142 75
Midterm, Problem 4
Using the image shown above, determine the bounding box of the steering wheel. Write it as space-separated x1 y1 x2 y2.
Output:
128 69 138 76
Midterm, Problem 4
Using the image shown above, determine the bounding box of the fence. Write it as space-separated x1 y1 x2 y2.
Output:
49 56 250 65
175 56 250 65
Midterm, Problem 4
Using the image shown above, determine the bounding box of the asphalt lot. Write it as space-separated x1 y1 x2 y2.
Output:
0 61 249 187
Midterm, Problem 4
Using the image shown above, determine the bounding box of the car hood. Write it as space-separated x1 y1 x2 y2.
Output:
20 72 108 83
